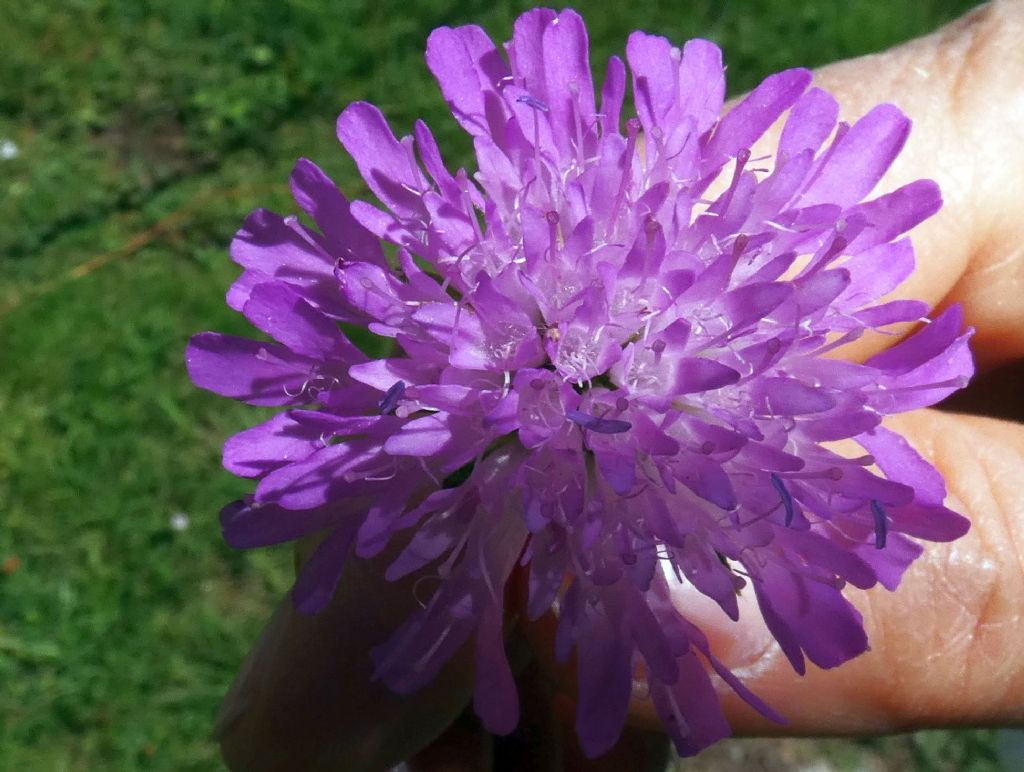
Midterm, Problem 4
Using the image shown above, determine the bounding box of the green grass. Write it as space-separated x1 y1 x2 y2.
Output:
0 1 998 769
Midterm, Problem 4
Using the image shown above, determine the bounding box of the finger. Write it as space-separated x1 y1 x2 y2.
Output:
653 409 1024 734
776 0 1024 366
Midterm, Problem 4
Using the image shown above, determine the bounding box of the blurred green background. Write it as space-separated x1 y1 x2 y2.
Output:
0 0 1009 769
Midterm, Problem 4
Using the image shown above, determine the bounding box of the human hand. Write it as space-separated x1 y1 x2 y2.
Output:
215 3 1024 769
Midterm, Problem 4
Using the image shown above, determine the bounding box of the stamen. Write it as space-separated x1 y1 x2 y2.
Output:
717 150 750 216
786 466 843 481
644 213 659 240
378 380 406 415
802 234 848 278
609 119 641 227
516 94 550 112
567 409 632 434
870 499 888 549
868 376 970 395
546 210 561 255
770 473 795 526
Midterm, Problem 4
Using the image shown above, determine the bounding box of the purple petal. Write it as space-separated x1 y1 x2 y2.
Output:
753 561 868 672
224 411 376 477
884 500 970 542
837 239 915 308
778 87 838 160
575 609 632 758
704 68 812 170
651 652 731 757
336 102 427 217
800 104 910 208
186 333 316 407
243 282 362 361
852 532 923 591
672 358 740 394
854 299 929 327
255 440 380 510
857 425 946 506
675 39 726 134
508 9 558 96
599 55 626 136
383 414 454 456
289 158 387 268
426 24 510 139
673 454 737 511
845 180 942 252
628 598 679 684
473 602 519 735
542 10 596 156
220 499 344 549
230 208 332 277
292 520 361 615
755 377 836 415
866 304 966 374
625 31 678 133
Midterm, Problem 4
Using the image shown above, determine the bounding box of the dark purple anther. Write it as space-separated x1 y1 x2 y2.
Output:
567 409 631 434
379 380 406 415
870 500 888 549
770 473 795 526
517 94 550 112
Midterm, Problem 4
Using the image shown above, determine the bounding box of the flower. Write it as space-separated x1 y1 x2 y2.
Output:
187 7 973 758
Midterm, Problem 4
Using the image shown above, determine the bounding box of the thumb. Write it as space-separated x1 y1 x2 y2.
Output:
214 538 475 771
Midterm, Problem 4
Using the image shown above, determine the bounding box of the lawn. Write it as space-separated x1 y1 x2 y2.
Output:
0 0 1005 769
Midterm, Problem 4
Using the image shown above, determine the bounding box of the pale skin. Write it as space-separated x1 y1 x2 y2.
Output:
218 3 1024 768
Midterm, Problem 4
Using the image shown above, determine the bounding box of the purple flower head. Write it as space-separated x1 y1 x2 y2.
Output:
187 8 973 758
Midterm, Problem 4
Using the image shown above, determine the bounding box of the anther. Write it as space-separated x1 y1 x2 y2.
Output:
567 409 632 435
378 380 406 415
516 94 550 112
870 500 888 549
770 473 795 526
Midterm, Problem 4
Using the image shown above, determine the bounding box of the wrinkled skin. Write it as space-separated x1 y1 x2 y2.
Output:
218 2 1024 769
